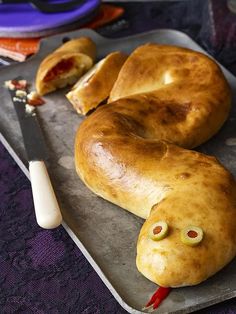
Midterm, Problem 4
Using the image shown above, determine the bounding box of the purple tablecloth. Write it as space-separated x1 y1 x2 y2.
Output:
1 1 236 313
0 143 127 314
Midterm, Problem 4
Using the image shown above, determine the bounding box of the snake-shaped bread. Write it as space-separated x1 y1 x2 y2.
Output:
75 44 236 288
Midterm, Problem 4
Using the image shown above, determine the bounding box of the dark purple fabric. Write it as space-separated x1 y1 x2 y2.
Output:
1 1 236 313
99 0 236 77
0 143 127 313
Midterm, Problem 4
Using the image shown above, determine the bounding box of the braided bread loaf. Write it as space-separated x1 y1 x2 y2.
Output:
75 44 236 287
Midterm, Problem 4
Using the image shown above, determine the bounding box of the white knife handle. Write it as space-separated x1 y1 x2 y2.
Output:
29 160 62 229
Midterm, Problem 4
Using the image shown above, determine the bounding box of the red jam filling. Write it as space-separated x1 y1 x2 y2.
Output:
28 97 45 106
11 79 27 89
44 58 74 82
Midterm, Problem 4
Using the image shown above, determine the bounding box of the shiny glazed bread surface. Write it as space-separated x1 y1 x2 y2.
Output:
75 44 236 287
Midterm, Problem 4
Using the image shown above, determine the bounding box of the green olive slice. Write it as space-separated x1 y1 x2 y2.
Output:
149 221 168 241
181 226 203 246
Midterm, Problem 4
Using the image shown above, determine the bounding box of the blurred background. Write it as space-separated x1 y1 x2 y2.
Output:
0 0 236 76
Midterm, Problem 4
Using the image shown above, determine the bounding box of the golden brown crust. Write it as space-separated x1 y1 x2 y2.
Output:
109 44 231 148
35 37 96 95
74 44 236 287
55 37 96 60
66 51 128 115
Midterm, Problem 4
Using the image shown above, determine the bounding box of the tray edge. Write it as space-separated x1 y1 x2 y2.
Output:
1 28 236 314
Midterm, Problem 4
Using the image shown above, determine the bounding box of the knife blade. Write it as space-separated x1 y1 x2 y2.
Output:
7 79 62 229
9 88 48 161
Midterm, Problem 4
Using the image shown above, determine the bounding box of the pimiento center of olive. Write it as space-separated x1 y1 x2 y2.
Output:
187 230 198 238
181 226 203 246
153 226 162 235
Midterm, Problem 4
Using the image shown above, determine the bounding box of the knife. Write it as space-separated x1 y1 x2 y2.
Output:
7 79 62 229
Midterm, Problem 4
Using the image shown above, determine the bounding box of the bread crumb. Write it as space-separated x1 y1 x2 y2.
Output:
16 90 27 97
25 104 35 114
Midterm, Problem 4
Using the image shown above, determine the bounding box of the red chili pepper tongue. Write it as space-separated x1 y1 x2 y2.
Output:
153 287 171 309
145 287 171 310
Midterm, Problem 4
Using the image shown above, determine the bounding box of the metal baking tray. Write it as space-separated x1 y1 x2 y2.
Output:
1 29 236 314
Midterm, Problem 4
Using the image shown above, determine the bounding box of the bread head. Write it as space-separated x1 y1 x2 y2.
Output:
136 146 236 287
